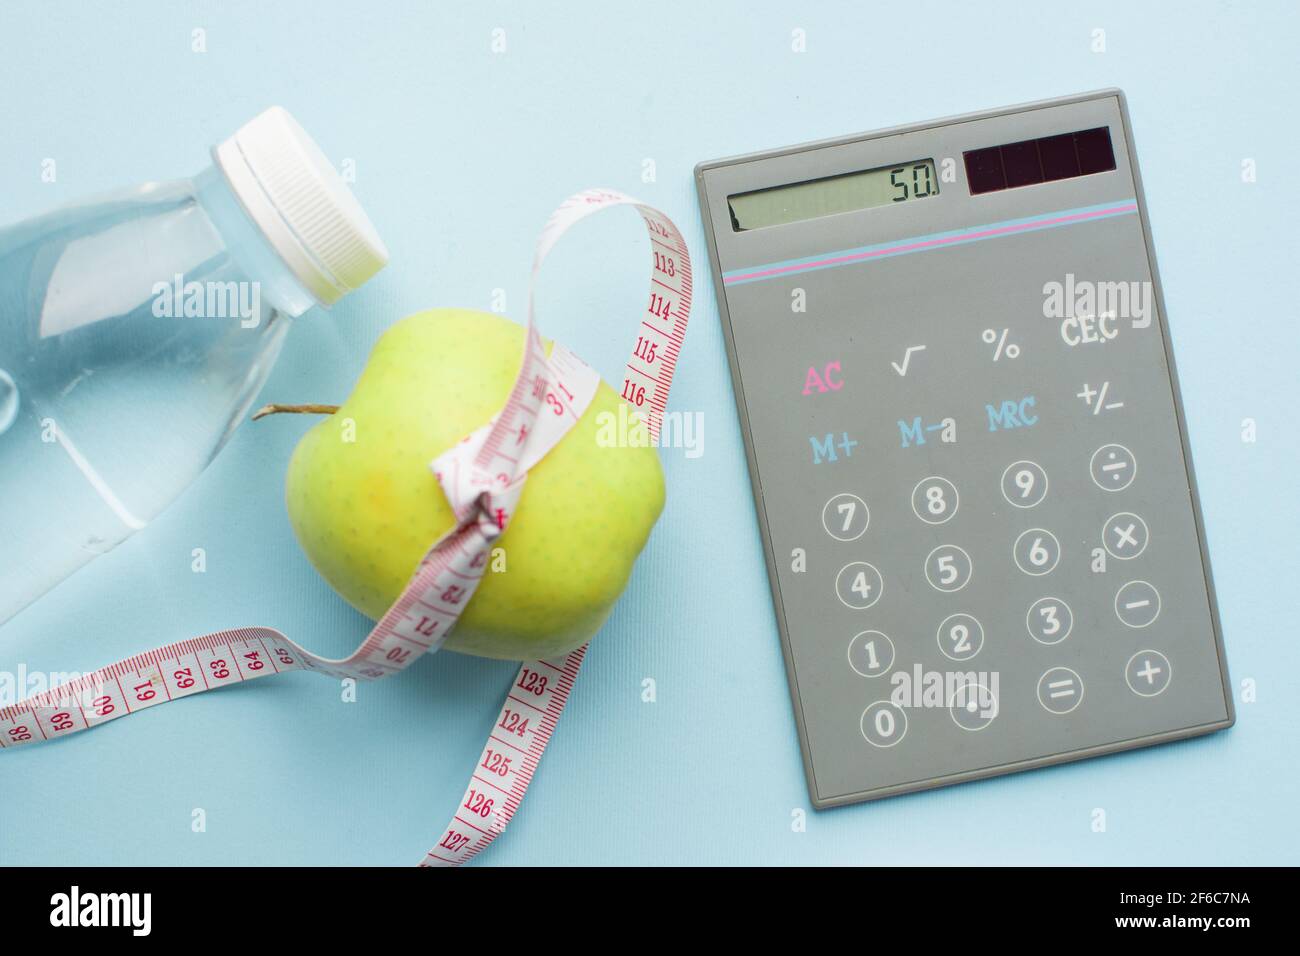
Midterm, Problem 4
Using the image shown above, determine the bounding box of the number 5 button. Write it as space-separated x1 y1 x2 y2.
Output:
925 545 972 592
836 562 884 609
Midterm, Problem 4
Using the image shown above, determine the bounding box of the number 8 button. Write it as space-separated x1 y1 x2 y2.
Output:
912 476 958 524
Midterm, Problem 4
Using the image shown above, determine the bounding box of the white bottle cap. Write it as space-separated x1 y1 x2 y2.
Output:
214 106 389 306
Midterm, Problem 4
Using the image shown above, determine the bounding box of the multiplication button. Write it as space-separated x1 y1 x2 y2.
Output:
1037 667 1084 715
822 493 869 541
1103 512 1149 559
836 562 884 609
1125 650 1172 697
1013 528 1060 576
1115 580 1161 628
1090 443 1137 491
861 701 907 747
911 476 958 524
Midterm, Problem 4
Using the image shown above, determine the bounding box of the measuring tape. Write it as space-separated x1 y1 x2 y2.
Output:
0 188 693 867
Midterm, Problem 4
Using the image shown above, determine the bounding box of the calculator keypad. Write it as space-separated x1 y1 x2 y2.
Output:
700 93 1231 806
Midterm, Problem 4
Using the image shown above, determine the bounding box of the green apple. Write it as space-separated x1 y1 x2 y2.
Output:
280 308 664 660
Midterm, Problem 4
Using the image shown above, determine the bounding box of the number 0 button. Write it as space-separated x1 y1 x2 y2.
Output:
912 476 958 524
822 493 869 541
861 701 907 747
925 545 972 592
1014 528 1061 576
836 562 884 609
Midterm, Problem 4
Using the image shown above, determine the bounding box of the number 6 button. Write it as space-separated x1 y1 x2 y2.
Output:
1014 528 1060 576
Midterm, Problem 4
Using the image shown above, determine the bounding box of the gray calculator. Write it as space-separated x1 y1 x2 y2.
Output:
695 90 1233 808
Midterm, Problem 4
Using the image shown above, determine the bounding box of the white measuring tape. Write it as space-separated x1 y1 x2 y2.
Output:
0 188 692 867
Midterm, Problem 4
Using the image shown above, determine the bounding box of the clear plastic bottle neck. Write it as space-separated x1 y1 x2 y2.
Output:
192 164 318 320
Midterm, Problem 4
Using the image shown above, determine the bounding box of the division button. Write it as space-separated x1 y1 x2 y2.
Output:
1090 443 1137 491
1115 580 1161 628
1014 528 1061 576
1001 460 1048 508
1026 597 1073 645
1037 667 1085 715
848 630 895 678
911 476 959 524
822 492 870 541
861 701 908 747
1103 512 1149 559
937 613 985 661
836 561 884 609
1125 650 1172 697
925 545 973 592
949 681 999 732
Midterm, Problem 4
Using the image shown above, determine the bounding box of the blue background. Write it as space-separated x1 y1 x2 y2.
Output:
1 0 1296 865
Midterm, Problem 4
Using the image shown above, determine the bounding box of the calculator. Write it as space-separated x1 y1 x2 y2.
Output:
695 90 1233 808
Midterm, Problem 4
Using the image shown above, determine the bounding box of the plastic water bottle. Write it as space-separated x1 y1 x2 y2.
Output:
0 107 388 625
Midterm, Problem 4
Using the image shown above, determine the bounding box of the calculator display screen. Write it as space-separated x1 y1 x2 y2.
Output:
727 158 939 231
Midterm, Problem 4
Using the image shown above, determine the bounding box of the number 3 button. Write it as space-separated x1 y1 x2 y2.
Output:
925 545 972 592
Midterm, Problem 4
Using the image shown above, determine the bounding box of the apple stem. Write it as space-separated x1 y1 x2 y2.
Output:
251 403 340 421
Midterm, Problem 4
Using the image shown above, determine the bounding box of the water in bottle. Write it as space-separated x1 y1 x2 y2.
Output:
0 107 388 625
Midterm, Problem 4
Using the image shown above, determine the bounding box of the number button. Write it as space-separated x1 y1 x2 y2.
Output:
1026 597 1073 645
911 476 958 525
1037 667 1084 715
1125 650 1172 697
1001 460 1048 508
1115 580 1161 628
949 681 998 732
835 561 884 609
1102 512 1149 559
1014 528 1061 576
860 701 908 747
822 493 870 541
1090 443 1137 491
924 545 972 592
848 631 895 677
937 613 984 661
